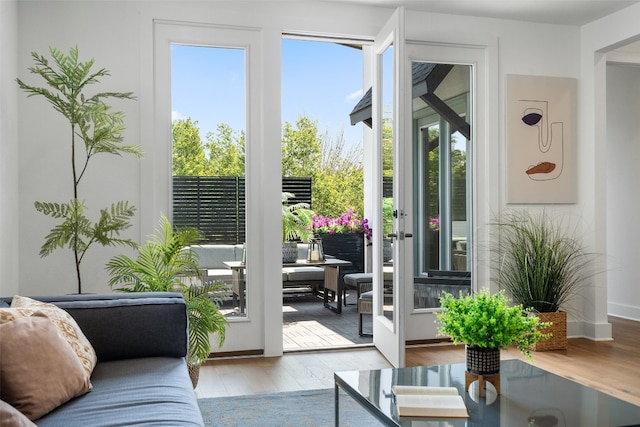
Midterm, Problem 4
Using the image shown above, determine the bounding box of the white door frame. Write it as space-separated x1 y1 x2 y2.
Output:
152 20 268 354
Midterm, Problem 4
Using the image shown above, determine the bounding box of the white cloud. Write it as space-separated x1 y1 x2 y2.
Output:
345 89 363 103
172 111 184 121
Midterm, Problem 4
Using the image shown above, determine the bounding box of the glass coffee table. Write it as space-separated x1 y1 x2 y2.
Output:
334 359 640 426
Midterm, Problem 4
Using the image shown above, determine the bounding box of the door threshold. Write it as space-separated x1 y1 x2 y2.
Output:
284 342 374 354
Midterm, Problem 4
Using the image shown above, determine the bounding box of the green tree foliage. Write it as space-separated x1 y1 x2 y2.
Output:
312 131 364 218
382 118 394 177
172 120 245 177
282 117 364 217
282 116 323 177
205 123 245 176
171 114 466 225
17 47 141 293
172 118 208 176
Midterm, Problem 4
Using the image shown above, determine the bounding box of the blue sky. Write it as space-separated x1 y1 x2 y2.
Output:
171 39 365 148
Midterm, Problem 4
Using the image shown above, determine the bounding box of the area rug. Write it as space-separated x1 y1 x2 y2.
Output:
198 388 384 427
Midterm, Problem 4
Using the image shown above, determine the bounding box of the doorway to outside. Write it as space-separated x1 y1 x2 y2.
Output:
281 37 372 351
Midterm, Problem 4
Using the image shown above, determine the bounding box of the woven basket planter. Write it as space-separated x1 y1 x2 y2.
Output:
531 311 567 351
188 362 200 388
465 345 500 375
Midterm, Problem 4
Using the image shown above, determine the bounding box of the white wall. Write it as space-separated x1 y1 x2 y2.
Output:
13 0 640 344
17 1 145 296
606 63 640 320
580 2 640 338
0 0 19 297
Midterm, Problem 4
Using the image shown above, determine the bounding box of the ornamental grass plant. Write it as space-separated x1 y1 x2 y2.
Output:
436 289 550 360
492 210 592 313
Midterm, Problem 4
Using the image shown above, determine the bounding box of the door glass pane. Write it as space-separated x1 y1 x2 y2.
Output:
381 44 394 322
171 44 248 318
411 62 472 310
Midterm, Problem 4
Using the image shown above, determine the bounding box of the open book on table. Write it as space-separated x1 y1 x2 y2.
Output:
391 385 469 418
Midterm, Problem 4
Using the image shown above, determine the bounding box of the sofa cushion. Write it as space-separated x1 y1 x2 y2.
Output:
4 295 97 376
0 400 37 427
0 315 92 421
34 357 204 427
26 293 189 361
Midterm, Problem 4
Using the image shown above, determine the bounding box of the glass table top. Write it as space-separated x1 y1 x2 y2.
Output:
334 359 640 426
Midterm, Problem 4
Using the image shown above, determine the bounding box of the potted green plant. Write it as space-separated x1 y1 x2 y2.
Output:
492 210 593 350
436 289 549 374
282 192 314 262
17 46 143 294
106 215 229 387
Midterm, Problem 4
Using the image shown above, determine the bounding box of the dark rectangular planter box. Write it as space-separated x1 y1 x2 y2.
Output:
319 232 365 274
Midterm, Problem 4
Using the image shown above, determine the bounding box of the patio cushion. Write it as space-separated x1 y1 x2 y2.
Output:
283 266 324 282
191 245 240 269
360 290 373 300
204 269 233 282
344 270 394 286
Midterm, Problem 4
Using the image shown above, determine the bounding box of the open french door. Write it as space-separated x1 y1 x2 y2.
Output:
371 7 410 368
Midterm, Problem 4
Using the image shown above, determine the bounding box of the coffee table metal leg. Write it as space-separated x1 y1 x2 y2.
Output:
335 383 340 426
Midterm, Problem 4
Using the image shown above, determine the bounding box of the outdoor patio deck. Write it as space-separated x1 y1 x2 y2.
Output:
283 289 372 350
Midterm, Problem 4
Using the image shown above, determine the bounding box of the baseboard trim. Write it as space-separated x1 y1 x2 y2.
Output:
207 349 264 360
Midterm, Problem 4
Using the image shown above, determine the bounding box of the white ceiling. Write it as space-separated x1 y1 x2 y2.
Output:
320 0 640 26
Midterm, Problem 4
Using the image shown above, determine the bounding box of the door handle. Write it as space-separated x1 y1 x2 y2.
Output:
387 232 412 240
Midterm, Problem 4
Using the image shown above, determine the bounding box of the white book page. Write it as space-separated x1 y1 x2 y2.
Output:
391 385 459 396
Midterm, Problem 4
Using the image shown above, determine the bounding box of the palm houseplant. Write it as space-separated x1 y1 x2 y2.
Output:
492 210 593 351
282 192 314 262
436 289 550 375
106 215 229 387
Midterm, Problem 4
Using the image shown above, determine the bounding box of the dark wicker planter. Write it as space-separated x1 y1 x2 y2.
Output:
466 345 500 375
319 232 365 273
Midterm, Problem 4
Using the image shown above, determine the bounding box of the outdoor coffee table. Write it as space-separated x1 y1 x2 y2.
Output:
334 359 640 426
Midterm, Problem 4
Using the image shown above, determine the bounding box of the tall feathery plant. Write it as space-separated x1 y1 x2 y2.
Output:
492 210 592 313
17 47 143 293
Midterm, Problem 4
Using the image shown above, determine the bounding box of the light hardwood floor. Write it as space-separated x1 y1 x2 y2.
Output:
196 316 640 406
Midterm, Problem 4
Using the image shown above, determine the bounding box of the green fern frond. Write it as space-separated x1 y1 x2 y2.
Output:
34 201 69 218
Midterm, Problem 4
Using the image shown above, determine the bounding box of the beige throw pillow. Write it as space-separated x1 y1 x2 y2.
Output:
0 400 37 427
0 315 92 420
7 295 97 376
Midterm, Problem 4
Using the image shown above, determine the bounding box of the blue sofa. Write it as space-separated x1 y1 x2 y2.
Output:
0 292 204 427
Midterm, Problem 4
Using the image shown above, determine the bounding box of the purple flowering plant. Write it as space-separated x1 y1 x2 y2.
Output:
312 209 372 241
429 217 440 232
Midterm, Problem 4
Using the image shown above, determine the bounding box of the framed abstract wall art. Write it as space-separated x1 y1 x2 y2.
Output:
505 74 577 204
